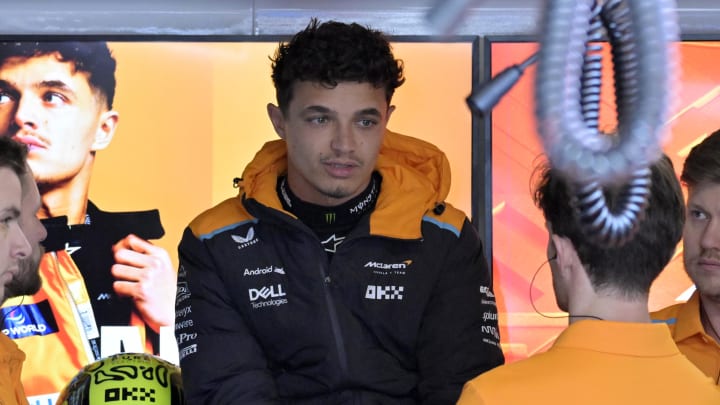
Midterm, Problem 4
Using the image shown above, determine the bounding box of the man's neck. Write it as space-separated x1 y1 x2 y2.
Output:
278 172 381 229
568 293 651 324
37 168 93 225
700 294 720 345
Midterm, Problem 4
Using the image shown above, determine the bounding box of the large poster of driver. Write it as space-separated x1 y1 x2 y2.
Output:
0 39 476 403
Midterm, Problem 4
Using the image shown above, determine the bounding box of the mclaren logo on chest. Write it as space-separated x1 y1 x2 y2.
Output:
365 259 413 276
364 260 412 270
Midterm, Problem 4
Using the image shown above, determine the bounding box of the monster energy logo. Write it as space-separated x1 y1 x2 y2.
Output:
324 212 336 224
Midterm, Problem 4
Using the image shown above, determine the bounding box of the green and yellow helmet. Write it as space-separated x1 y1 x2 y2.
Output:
56 353 184 405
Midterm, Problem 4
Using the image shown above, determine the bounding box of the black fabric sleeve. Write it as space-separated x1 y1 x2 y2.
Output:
175 227 279 405
416 219 505 404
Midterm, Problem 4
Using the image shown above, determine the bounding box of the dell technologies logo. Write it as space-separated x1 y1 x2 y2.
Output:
249 285 286 301
248 284 288 309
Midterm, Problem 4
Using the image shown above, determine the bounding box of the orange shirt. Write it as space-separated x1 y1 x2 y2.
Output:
1 251 151 403
651 291 720 383
2 252 88 402
457 320 720 404
0 333 29 405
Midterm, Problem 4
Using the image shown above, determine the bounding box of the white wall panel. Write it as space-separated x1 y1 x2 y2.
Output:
0 0 717 37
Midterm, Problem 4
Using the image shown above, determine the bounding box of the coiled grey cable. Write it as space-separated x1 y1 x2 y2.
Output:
535 0 678 247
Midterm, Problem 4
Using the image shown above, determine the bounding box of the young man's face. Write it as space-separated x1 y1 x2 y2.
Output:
0 167 31 303
268 81 394 206
684 181 720 300
0 53 108 186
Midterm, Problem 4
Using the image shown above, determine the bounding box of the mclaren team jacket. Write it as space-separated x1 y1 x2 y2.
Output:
175 131 504 404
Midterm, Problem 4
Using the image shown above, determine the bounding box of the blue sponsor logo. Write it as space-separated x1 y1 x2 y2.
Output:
2 300 59 339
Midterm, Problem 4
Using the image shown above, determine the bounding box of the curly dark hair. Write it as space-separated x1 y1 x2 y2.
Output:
270 18 405 113
0 41 117 109
532 154 684 296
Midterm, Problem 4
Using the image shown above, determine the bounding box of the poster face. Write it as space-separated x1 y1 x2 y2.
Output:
490 39 720 362
0 38 476 403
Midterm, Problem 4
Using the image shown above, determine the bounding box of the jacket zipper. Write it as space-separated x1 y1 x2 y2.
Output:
254 202 352 382
319 262 349 376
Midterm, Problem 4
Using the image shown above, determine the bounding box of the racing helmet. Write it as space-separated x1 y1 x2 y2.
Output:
56 352 184 404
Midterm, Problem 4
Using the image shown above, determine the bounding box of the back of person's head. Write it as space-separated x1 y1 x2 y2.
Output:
533 155 684 296
681 127 720 187
0 136 27 179
0 41 117 109
270 18 405 113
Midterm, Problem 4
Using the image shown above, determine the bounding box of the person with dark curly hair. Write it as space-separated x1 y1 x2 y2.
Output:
457 155 720 404
0 41 177 403
174 18 504 404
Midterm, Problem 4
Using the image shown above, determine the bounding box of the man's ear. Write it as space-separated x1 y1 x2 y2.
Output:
267 103 286 139
91 110 119 151
550 234 578 278
386 104 396 122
